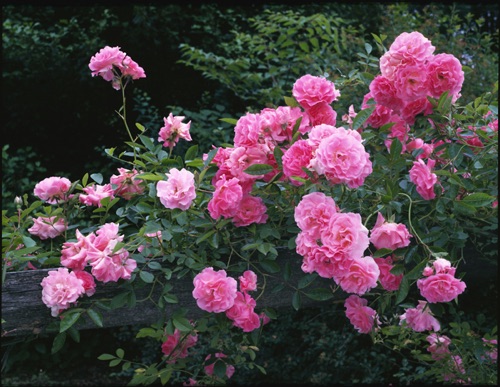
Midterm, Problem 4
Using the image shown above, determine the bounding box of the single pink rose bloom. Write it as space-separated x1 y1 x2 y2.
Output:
60 229 95 271
339 256 380 296
28 216 67 240
192 267 237 313
161 327 198 364
207 175 243 220
73 270 96 297
282 139 315 186
294 191 338 239
292 74 340 110
239 270 258 293
110 168 144 200
78 184 115 207
225 291 261 332
232 195 268 227
158 113 192 149
344 294 378 334
426 333 452 360
374 256 403 291
409 158 439 200
156 168 196 211
417 273 466 303
41 267 85 317
34 176 72 204
427 53 464 102
399 300 441 332
305 101 338 127
369 212 412 250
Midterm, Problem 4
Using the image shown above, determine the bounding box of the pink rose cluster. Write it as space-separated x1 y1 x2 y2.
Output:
192 268 262 332
161 325 198 364
89 46 146 90
344 295 379 334
158 113 192 150
294 192 379 296
41 222 136 316
417 258 466 303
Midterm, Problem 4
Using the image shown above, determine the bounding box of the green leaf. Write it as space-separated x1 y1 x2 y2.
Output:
219 117 238 125
292 291 301 311
214 360 227 379
283 96 299 107
98 353 116 361
405 260 428 280
136 173 164 181
116 348 125 358
135 122 146 132
184 145 198 161
244 163 274 176
196 230 216 245
109 359 121 367
453 200 477 215
259 260 280 273
60 311 82 333
304 287 333 301
460 193 495 207
297 273 317 289
373 248 393 258
51 332 67 354
87 309 103 328
173 316 193 332
140 271 155 284
90 173 103 185
352 106 375 130
395 276 410 305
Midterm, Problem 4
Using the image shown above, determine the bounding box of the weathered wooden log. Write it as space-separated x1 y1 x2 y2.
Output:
1 251 342 337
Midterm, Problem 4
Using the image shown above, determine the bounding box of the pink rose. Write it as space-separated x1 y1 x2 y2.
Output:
369 212 412 250
344 295 378 334
89 46 127 82
426 333 452 360
292 74 340 110
294 192 338 239
158 113 192 149
60 229 95 271
409 158 440 200
399 300 441 332
394 63 429 102
192 267 237 313
239 270 257 293
78 184 115 207
225 291 261 332
207 175 243 220
120 55 146 80
233 112 263 148
374 256 403 291
339 256 380 296
161 328 198 363
110 168 144 200
41 267 85 317
34 176 72 204
369 75 404 113
281 139 315 186
427 53 464 101
305 101 338 127
312 127 372 188
227 145 269 182
417 273 466 303
28 216 67 240
204 353 235 379
401 97 433 125
232 195 268 227
156 168 196 211
73 270 96 297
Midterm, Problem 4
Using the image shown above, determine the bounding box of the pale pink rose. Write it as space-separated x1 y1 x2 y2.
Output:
110 168 144 200
28 216 67 240
394 64 429 102
227 145 269 182
161 328 198 363
120 55 146 80
34 176 72 204
320 212 370 260
281 139 315 185
204 353 235 379
156 168 196 211
225 291 261 332
369 212 412 250
305 101 337 127
409 158 439 200
89 46 127 82
41 267 85 317
307 124 337 147
431 258 456 276
234 112 263 148
60 229 96 271
417 273 466 303
427 53 464 101
73 270 96 297
270 105 310 138
87 240 136 283
158 113 192 149
207 175 243 220
192 267 237 313
232 195 268 227
78 183 115 207
344 295 378 334
401 97 433 125
339 256 380 296
91 222 122 250
374 256 403 291
292 74 340 110
426 333 452 360
312 128 372 188
369 75 404 113
399 300 441 332
294 192 337 239
443 355 468 383
239 270 258 293
365 103 394 129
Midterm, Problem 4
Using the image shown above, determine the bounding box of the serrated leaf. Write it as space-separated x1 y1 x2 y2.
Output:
352 106 375 130
395 276 410 305
460 193 495 207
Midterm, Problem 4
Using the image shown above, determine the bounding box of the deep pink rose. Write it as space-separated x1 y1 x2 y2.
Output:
232 195 268 227
207 175 243 220
158 113 192 149
227 145 268 182
282 139 315 185
374 256 403 292
344 295 378 334
401 97 433 125
28 216 67 240
369 212 412 250
399 300 441 332
41 267 85 317
73 270 96 297
339 256 380 295
78 183 115 207
409 158 439 200
305 101 338 127
427 53 464 101
417 273 466 303
192 267 237 313
110 168 144 200
34 176 72 204
369 75 404 113
234 112 263 148
294 192 338 239
225 291 261 332
292 74 340 110
394 63 429 102
161 328 198 363
157 168 196 211
204 353 235 379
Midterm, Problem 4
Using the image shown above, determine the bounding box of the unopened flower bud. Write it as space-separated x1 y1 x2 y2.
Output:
14 196 23 209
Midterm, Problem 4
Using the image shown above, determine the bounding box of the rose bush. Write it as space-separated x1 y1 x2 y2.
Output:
2 31 497 385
